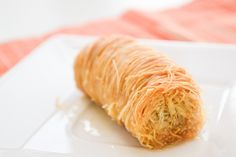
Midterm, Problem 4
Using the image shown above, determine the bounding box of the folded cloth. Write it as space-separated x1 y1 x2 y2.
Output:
1 0 236 76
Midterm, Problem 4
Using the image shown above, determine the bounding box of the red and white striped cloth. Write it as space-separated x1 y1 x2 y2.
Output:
1 0 236 76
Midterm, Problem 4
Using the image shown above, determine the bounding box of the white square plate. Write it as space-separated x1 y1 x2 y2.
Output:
1 35 236 157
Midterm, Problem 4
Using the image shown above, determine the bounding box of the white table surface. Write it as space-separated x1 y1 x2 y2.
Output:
0 0 191 42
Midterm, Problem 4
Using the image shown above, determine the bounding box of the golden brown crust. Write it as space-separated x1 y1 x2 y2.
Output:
74 35 203 149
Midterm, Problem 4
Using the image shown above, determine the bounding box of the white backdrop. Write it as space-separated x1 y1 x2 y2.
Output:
0 0 191 42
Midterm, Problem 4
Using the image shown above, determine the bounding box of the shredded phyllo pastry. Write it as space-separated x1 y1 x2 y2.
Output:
74 36 203 149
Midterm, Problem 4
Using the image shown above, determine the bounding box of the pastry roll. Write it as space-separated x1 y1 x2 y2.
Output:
74 36 203 149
